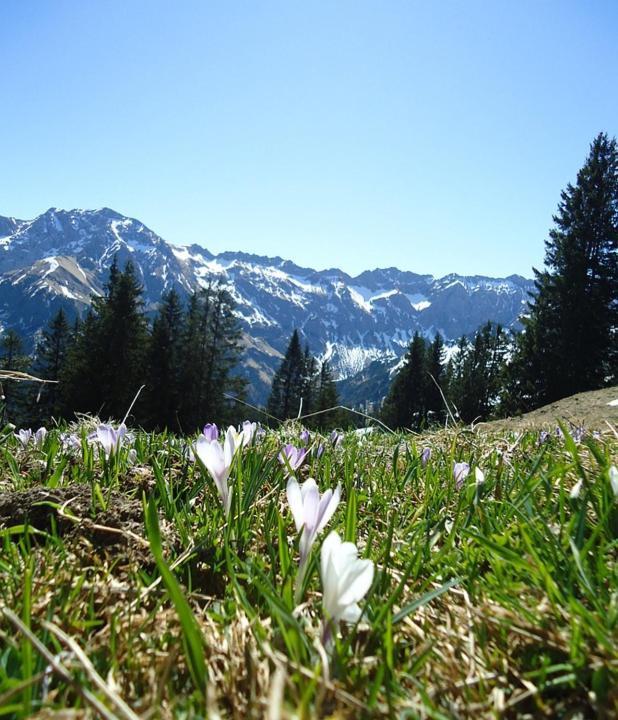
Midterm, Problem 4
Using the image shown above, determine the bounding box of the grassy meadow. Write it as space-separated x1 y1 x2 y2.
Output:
0 417 617 719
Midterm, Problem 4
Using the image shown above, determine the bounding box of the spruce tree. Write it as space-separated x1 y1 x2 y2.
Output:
60 260 149 421
267 330 306 420
382 332 427 430
507 133 618 409
313 361 340 429
32 308 71 421
144 288 184 430
177 285 245 431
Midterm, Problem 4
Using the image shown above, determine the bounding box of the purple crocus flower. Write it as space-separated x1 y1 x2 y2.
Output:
538 430 550 445
202 423 219 442
278 444 308 475
453 462 470 490
299 429 310 444
329 430 343 447
60 432 81 453
421 447 431 467
34 427 47 448
94 423 127 458
314 443 325 459
194 427 237 515
15 429 33 447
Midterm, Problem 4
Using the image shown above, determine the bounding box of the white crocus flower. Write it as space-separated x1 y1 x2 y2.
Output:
475 467 485 486
287 477 341 598
194 428 237 515
569 478 583 499
240 421 258 447
320 531 374 632
609 465 618 500
225 425 243 453
15 429 33 447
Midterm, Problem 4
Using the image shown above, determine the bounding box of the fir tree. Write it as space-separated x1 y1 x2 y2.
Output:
60 260 149 421
267 330 307 420
144 288 185 430
382 332 427 430
177 285 245 431
31 308 71 421
507 133 618 409
313 361 341 429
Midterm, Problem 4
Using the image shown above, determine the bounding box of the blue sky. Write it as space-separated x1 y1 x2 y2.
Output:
1 1 616 278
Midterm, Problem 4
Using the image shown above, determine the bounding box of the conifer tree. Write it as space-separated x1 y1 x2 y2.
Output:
60 260 148 421
452 323 507 422
313 361 341 429
144 288 184 429
267 330 307 420
177 285 245 431
381 332 427 429
32 308 71 421
507 133 618 409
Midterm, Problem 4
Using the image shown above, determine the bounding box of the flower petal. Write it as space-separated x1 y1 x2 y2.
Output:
286 477 304 532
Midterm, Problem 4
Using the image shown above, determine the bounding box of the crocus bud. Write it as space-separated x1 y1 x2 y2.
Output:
453 462 470 489
202 423 219 442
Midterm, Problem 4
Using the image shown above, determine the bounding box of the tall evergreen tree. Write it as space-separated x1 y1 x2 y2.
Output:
267 330 307 420
450 323 507 422
312 361 341 429
507 133 618 409
60 260 149 421
177 285 245 431
144 289 185 430
31 308 71 421
381 332 428 430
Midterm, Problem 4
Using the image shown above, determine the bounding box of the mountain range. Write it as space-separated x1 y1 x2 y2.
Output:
0 207 534 405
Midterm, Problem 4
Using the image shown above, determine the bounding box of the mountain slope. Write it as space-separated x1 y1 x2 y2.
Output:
0 207 534 404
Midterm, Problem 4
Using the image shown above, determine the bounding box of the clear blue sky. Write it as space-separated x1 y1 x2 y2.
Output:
1 1 616 278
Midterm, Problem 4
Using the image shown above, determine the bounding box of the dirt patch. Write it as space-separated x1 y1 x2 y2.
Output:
479 385 618 433
0 484 151 561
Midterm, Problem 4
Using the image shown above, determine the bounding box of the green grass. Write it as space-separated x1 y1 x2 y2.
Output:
0 419 616 718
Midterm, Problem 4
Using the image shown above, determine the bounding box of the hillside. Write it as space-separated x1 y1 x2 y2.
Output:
479 386 618 433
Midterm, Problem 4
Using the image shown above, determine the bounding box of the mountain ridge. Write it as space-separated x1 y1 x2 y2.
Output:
0 207 534 405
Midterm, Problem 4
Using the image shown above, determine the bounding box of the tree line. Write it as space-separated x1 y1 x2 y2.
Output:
0 258 246 432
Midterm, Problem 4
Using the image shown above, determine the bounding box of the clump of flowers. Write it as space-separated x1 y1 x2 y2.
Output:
15 427 47 449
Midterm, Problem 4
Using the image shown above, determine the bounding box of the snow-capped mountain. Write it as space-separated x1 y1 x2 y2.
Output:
0 207 534 405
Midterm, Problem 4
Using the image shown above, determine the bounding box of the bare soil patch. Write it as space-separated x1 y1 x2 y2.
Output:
0 484 150 561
